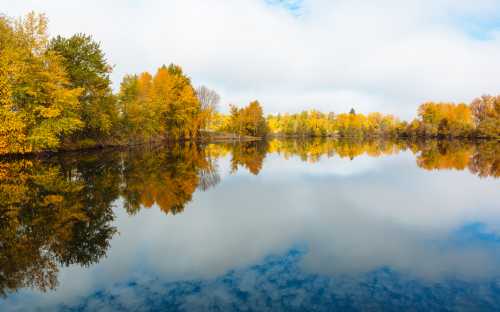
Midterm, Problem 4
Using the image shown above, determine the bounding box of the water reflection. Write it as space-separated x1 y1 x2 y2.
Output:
0 156 118 297
0 138 498 311
121 143 218 215
267 138 499 178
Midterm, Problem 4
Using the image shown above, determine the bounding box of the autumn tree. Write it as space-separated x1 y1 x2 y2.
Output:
227 100 267 137
415 102 474 138
157 64 201 139
118 64 202 142
0 12 83 154
48 34 118 143
470 95 500 139
196 86 220 130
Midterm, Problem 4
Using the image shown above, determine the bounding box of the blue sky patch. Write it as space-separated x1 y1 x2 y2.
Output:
265 0 304 16
453 14 500 41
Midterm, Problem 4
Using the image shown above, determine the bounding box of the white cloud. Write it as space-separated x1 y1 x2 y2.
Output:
2 0 500 118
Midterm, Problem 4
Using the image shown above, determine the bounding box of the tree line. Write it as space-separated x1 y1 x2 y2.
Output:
0 12 268 155
266 99 499 139
1 12 498 155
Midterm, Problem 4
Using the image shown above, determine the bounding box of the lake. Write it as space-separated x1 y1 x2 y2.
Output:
0 139 499 311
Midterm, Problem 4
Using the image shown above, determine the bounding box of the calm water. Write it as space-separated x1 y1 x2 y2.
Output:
0 139 499 312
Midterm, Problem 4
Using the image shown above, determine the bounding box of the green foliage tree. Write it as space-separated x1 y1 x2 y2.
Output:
48 33 118 143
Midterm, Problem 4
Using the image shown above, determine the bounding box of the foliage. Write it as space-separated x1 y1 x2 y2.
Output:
48 33 118 140
118 64 201 141
267 110 403 138
0 12 83 154
267 99 498 139
196 85 220 130
470 95 500 139
411 102 474 138
225 100 268 137
1 11 500 155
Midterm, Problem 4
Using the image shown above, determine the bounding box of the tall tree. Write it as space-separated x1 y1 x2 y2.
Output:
196 86 220 130
0 12 83 154
118 64 202 141
470 95 500 138
227 100 267 137
48 33 117 141
155 64 200 139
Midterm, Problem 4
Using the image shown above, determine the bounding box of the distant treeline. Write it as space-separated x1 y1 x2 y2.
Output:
266 100 499 139
0 12 498 155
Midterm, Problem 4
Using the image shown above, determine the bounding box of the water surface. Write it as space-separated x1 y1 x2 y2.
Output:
0 139 499 311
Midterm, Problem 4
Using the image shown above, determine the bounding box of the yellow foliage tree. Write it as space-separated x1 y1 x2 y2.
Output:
0 13 83 154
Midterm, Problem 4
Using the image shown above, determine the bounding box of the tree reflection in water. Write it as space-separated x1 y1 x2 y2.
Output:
0 138 498 296
0 154 119 297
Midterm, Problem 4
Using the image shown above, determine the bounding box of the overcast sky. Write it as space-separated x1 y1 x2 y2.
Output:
3 0 500 118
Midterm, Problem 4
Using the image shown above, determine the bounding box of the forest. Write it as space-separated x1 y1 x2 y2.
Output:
0 12 499 155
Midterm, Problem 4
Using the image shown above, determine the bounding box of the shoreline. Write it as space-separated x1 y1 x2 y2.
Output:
0 134 263 159
0 135 497 160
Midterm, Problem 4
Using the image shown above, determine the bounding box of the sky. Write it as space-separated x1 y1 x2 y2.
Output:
3 0 500 119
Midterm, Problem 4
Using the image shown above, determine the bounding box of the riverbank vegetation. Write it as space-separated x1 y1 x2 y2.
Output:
0 12 267 155
0 12 498 155
266 99 499 139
